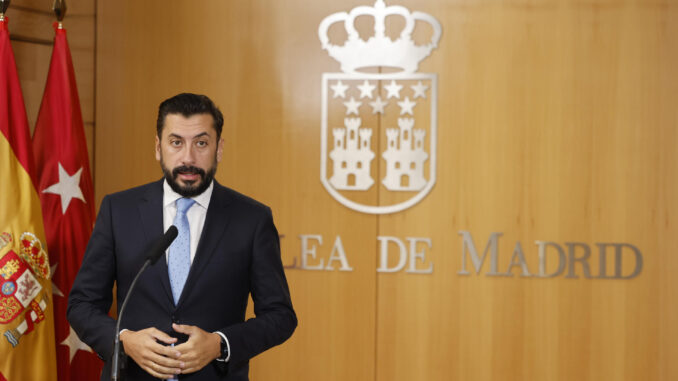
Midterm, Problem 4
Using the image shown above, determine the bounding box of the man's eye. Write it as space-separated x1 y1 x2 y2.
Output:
196 141 208 147
170 140 182 147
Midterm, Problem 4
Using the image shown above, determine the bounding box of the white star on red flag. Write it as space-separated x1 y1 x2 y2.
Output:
42 162 86 214
61 326 93 363
50 262 64 297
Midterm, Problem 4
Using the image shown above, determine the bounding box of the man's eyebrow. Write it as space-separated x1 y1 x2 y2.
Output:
167 132 210 139
192 132 210 139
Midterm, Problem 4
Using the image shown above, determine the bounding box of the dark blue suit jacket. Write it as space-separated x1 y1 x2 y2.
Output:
67 179 297 380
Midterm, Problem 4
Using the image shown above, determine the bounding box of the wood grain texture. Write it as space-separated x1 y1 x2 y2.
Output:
93 0 677 380
375 1 678 381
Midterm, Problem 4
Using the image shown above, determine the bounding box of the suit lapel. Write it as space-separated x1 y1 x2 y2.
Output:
138 179 175 307
177 182 232 308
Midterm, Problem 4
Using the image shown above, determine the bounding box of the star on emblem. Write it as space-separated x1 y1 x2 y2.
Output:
42 163 86 214
357 80 376 99
50 262 64 297
369 96 388 114
397 97 416 115
330 80 349 99
411 81 429 99
384 80 403 99
343 97 362 115
61 325 93 363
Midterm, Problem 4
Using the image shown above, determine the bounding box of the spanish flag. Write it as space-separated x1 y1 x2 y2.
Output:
0 17 58 381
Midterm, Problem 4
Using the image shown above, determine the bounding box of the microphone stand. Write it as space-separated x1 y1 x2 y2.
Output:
110 259 152 381
111 225 177 381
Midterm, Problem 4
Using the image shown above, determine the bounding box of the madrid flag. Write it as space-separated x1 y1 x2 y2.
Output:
33 23 101 380
0 17 58 381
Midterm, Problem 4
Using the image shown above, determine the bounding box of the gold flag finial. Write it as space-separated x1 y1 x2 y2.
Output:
0 0 10 20
53 0 66 26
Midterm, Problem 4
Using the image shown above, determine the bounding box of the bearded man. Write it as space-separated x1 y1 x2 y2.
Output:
68 93 297 381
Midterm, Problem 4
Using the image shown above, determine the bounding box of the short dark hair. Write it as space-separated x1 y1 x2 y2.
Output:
156 93 224 138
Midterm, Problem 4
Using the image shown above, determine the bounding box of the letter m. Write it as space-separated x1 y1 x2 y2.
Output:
457 231 503 275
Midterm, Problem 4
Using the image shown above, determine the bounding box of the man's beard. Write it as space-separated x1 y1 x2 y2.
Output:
161 158 217 198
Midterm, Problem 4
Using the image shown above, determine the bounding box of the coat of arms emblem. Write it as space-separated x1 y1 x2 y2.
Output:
0 232 51 347
319 0 442 214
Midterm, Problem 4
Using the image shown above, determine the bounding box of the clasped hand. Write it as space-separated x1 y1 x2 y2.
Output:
120 323 221 379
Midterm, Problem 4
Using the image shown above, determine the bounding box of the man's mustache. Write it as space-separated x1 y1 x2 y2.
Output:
172 165 205 178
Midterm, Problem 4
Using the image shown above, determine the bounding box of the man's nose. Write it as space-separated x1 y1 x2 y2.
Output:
180 145 196 165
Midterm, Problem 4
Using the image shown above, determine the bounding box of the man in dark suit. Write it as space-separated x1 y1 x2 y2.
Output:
67 93 297 380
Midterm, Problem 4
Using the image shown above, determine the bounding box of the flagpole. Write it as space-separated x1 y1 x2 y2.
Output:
53 0 66 29
0 0 9 21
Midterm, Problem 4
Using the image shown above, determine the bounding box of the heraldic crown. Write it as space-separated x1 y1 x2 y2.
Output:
318 0 442 74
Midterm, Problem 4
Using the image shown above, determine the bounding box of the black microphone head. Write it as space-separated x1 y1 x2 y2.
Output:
147 225 179 264
164 225 179 242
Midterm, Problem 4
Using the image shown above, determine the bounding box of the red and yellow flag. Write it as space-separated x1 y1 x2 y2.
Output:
0 17 58 381
33 23 101 380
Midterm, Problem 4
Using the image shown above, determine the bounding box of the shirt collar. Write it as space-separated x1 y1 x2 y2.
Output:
163 179 214 210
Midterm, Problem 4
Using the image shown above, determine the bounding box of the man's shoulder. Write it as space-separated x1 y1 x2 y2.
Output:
103 179 162 203
213 182 271 214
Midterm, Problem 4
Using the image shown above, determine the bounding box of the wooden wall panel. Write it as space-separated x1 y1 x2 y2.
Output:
375 1 678 381
94 0 677 381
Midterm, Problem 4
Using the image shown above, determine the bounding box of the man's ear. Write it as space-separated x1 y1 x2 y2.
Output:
155 135 161 161
216 137 224 163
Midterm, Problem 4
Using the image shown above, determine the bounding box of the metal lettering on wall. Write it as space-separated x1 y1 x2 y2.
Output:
319 0 442 214
285 233 643 280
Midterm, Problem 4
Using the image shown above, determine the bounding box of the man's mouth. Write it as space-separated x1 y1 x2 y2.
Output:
173 166 204 183
178 172 200 182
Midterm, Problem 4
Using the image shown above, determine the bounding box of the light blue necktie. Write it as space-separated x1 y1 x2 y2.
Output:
168 197 195 304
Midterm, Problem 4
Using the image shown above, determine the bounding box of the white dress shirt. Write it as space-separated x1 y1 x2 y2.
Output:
162 179 230 363
162 180 212 263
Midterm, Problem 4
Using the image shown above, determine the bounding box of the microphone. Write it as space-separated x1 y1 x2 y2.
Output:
146 225 178 264
111 226 178 381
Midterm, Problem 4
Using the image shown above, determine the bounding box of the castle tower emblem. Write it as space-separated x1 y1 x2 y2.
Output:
329 118 375 190
319 0 441 214
382 118 429 191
